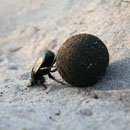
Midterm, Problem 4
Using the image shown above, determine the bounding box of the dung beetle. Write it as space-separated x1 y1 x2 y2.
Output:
28 50 64 88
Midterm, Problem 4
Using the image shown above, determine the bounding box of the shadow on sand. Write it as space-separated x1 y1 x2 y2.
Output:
48 57 130 93
92 57 130 91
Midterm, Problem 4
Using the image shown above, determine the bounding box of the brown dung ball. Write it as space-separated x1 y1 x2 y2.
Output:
56 34 109 87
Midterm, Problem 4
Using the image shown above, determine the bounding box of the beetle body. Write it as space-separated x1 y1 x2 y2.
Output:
31 50 55 86
29 50 64 87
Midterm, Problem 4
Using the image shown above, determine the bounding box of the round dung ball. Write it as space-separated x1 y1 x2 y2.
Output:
56 34 109 87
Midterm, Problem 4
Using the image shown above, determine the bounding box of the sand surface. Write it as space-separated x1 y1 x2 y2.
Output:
0 0 130 130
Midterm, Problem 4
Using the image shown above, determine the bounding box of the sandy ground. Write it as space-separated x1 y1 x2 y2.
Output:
0 0 130 130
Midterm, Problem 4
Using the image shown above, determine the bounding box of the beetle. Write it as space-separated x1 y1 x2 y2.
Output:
28 50 64 88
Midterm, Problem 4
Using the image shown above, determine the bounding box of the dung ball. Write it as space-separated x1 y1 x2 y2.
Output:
56 34 109 87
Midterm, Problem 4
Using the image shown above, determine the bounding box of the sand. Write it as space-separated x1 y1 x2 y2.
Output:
0 0 130 130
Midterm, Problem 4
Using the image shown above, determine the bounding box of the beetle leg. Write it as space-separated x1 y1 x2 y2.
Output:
50 67 57 72
38 78 47 89
27 82 33 87
48 73 65 85
27 79 35 87
40 66 57 70
40 67 51 70
42 84 47 90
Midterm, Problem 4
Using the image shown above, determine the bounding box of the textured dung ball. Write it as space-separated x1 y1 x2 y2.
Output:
56 34 109 87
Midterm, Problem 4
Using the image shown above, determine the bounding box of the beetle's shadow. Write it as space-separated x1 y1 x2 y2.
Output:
47 82 70 92
48 57 130 92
